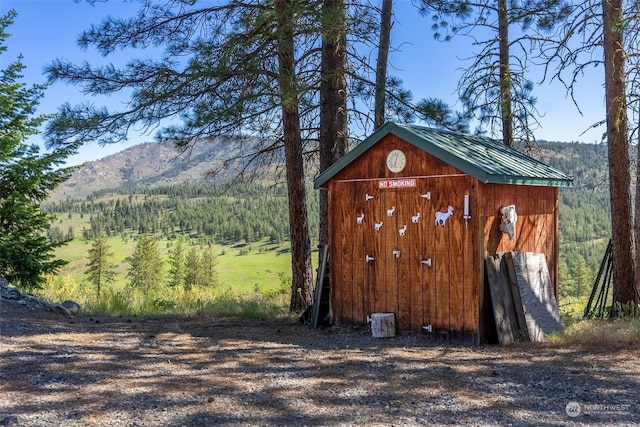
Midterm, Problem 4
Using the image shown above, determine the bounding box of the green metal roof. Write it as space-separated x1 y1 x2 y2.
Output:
314 122 574 188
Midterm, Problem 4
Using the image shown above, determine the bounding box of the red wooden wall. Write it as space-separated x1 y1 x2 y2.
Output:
324 134 559 343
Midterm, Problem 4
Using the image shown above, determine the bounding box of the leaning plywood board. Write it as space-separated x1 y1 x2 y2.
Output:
485 254 517 345
509 252 562 341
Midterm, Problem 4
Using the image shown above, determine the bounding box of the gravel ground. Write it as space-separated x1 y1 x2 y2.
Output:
1 298 639 427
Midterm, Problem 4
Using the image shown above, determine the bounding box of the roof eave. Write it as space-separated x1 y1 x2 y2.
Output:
481 175 574 187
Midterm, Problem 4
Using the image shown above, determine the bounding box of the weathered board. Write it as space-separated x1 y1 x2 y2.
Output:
509 252 562 341
485 254 517 345
504 252 530 341
370 312 396 338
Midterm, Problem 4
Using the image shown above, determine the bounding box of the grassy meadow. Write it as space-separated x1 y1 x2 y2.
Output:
39 210 313 318
53 235 294 294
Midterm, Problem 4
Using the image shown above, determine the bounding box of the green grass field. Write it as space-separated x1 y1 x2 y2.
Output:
50 205 306 293
54 235 296 293
40 199 325 317
42 234 306 317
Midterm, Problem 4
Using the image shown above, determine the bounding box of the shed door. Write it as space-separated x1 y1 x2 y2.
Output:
332 176 475 333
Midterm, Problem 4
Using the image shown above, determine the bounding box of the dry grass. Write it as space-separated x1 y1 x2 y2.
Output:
551 318 640 348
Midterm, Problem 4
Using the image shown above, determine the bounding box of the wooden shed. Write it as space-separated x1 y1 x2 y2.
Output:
313 122 573 344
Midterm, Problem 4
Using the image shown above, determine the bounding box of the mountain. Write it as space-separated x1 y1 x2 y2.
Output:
48 138 261 201
48 136 609 203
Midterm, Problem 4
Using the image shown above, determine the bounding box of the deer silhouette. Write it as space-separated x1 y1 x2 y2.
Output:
435 206 454 226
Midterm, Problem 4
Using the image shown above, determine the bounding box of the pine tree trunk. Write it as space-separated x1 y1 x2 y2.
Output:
374 0 393 130
635 133 640 298
602 0 638 311
276 0 314 311
498 0 513 147
319 0 348 246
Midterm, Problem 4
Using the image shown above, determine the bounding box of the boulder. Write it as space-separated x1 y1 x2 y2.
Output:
0 276 81 317
61 300 81 316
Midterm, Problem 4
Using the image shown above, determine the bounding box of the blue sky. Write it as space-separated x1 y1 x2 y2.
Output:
2 0 606 166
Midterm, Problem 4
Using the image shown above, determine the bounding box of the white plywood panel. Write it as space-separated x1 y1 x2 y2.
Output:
510 252 562 341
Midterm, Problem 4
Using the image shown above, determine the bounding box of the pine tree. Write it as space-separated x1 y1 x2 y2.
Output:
418 0 570 146
200 245 218 288
85 232 116 300
602 0 637 308
126 234 165 295
0 11 78 290
168 241 185 289
183 246 201 292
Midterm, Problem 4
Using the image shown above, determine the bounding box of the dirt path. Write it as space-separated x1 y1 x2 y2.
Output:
1 300 639 426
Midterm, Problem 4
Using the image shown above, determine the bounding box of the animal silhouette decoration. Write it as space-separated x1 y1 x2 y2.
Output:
435 206 454 226
387 206 395 216
411 213 421 223
374 222 384 231
398 225 408 236
356 213 365 224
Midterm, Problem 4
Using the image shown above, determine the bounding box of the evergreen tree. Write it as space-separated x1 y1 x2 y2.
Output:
558 258 577 300
601 0 637 308
570 256 592 299
85 232 116 300
183 246 201 292
45 0 318 312
200 245 218 288
319 0 348 246
126 234 165 295
0 11 78 290
417 0 570 146
168 241 185 289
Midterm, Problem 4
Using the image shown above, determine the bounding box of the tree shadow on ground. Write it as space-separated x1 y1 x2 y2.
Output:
1 311 638 426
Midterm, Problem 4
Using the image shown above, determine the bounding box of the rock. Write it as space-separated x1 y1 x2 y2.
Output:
22 294 49 308
50 304 71 316
61 300 81 316
0 276 81 317
0 278 21 300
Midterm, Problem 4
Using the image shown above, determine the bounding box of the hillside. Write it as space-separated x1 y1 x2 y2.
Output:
48 137 267 201
531 141 609 190
51 137 610 202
